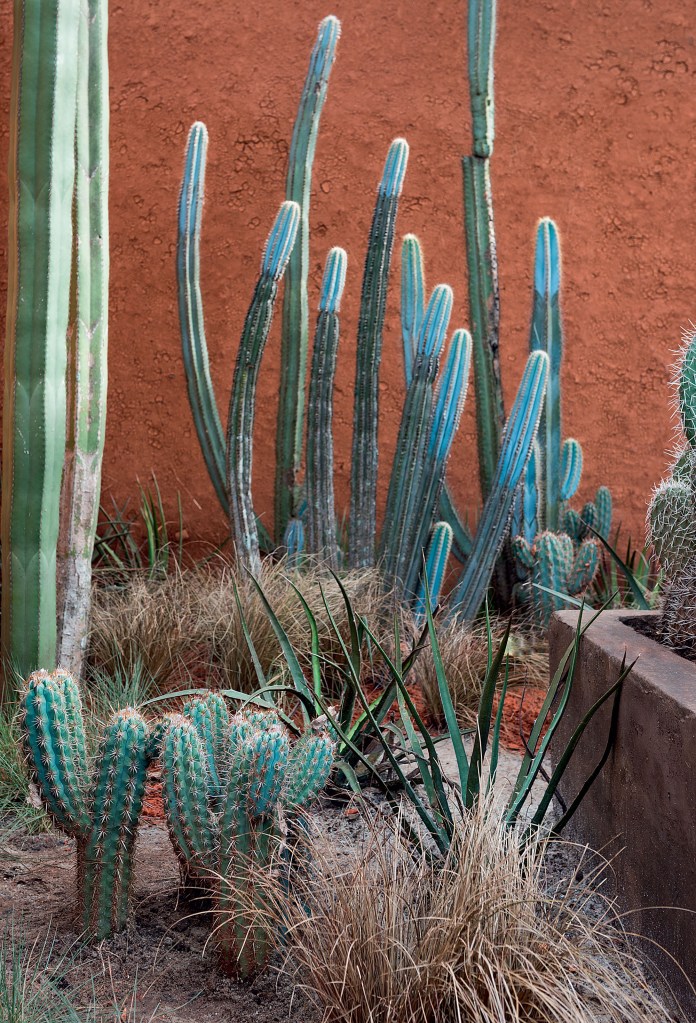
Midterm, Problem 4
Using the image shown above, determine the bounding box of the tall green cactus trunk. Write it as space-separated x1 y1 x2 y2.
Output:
57 0 110 676
348 139 409 569
2 0 81 685
275 16 340 541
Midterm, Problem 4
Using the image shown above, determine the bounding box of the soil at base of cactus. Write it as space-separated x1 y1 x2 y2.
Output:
0 793 673 1023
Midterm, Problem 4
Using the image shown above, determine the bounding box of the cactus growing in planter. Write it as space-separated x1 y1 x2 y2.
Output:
20 670 151 938
161 698 334 979
648 332 696 654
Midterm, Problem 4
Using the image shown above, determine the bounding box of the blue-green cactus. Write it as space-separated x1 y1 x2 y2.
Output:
450 350 549 619
348 138 409 569
414 522 453 621
512 531 599 627
305 247 347 569
276 16 341 539
161 700 334 978
20 670 153 938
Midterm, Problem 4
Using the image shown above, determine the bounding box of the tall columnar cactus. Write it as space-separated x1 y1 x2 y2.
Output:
227 201 300 573
348 138 410 569
57 0 110 676
20 670 151 938
449 350 549 619
276 16 341 540
3 0 109 687
305 247 348 569
400 235 473 564
648 332 696 654
512 532 599 627
463 0 503 502
177 128 300 565
381 285 453 590
161 698 334 979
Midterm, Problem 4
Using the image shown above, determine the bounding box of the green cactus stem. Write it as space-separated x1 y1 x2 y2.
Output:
463 156 503 503
468 0 496 158
348 139 409 569
227 201 300 574
2 0 81 680
177 122 228 516
21 670 153 938
276 16 341 541
305 247 347 569
56 0 110 678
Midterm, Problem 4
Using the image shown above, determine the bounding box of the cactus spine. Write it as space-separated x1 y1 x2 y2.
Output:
648 332 696 654
305 247 347 569
227 202 300 574
21 670 151 938
348 139 409 569
276 16 341 540
161 698 334 979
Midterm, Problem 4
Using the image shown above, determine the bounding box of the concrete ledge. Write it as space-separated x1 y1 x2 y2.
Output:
550 610 696 1013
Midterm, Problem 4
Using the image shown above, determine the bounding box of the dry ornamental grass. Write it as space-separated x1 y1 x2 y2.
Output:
271 803 674 1023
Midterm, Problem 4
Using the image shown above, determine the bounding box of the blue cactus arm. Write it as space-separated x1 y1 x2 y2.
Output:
529 218 562 530
403 328 471 595
560 437 583 503
381 285 453 591
348 139 409 569
400 234 425 387
449 350 549 619
226 201 300 573
414 522 453 620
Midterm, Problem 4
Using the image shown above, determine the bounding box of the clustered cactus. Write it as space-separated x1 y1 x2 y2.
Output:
20 676 334 976
648 332 696 655
161 695 334 978
20 670 152 938
176 12 551 621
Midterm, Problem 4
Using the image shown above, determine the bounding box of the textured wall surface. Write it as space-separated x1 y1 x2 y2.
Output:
0 0 695 548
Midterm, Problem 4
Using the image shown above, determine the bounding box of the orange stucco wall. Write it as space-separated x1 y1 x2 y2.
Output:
1 1 694 549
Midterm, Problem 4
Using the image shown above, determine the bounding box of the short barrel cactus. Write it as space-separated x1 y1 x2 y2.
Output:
20 669 153 938
648 332 696 654
160 694 334 979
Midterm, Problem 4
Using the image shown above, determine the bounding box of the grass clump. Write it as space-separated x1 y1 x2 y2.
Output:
89 560 386 698
277 803 673 1023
